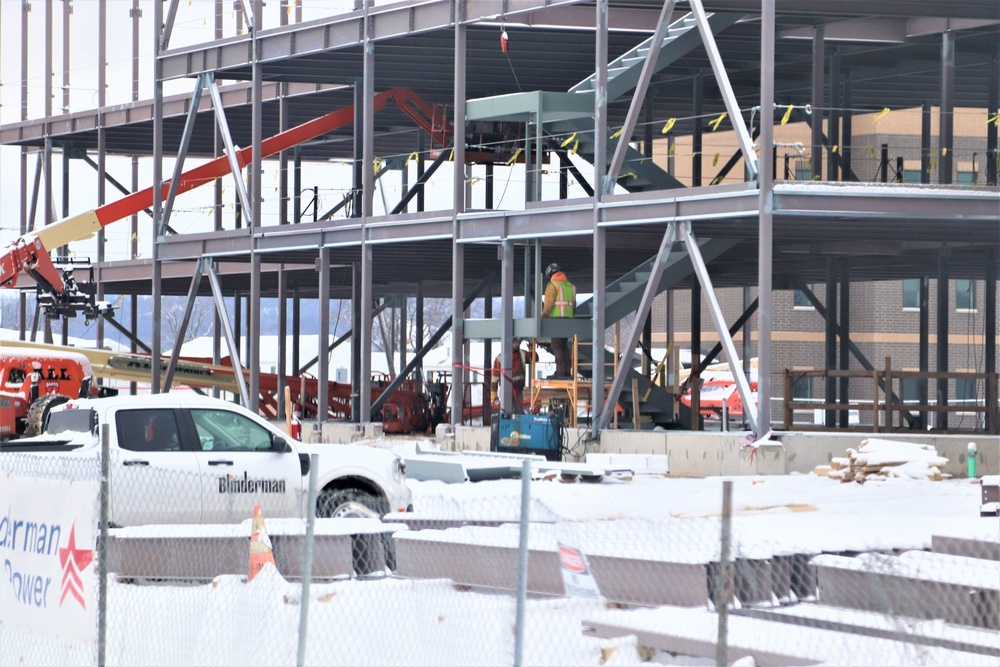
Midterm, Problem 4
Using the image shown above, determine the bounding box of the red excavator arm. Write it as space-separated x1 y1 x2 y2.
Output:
0 87 453 311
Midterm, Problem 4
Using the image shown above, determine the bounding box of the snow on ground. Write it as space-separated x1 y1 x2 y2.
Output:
2 438 996 667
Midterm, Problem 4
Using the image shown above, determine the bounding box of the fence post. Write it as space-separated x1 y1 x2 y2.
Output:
884 357 893 431
873 370 881 432
514 458 532 667
97 423 111 667
716 480 733 666
783 370 792 429
296 454 320 667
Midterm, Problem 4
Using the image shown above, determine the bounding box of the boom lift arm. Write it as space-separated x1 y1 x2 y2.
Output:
0 87 452 315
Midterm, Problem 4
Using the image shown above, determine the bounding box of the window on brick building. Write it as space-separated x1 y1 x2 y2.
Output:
901 378 921 404
956 378 977 405
901 169 922 184
955 279 975 310
792 377 812 400
793 285 814 309
957 171 977 186
901 279 920 309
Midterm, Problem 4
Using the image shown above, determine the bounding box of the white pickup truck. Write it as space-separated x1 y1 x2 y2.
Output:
0 393 412 527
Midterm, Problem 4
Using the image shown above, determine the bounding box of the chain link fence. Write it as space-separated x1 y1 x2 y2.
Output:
2 448 998 666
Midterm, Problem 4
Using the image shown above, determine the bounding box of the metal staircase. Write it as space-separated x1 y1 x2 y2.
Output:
550 12 743 194
574 237 738 428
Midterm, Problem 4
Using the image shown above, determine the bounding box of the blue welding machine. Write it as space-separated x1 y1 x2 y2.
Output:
489 413 563 461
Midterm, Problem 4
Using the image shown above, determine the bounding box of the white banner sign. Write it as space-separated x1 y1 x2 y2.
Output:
558 540 602 600
0 471 99 644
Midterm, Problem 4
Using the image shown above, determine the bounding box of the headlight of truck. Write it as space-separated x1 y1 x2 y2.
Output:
392 456 406 483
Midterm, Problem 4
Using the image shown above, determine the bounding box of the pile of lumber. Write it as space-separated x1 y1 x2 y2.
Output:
814 438 950 483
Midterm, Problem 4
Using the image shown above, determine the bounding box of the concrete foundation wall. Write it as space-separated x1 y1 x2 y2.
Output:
434 426 998 478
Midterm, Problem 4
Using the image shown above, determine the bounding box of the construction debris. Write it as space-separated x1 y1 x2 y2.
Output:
820 438 950 484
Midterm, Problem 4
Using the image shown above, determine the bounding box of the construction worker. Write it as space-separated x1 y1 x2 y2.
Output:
490 339 534 413
29 361 42 403
541 263 576 378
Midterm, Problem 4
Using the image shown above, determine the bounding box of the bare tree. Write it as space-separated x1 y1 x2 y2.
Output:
162 296 215 351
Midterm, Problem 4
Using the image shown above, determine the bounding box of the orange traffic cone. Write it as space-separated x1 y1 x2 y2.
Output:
247 503 275 582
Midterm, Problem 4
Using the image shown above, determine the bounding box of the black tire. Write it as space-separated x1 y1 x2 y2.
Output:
24 394 70 437
317 488 395 575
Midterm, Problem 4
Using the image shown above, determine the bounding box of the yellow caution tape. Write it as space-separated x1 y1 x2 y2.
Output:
872 107 890 122
374 157 383 173
668 143 676 156
618 171 638 180
561 132 577 148
571 139 579 156
831 144 839 154
989 114 1000 127
449 148 455 161
661 118 676 134
868 145 876 159
406 151 419 165
506 148 522 166
610 128 623 140
941 147 948 156
781 105 793 125
712 152 720 167
709 112 727 131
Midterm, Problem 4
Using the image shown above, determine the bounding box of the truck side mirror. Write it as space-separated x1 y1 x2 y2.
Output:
271 432 291 453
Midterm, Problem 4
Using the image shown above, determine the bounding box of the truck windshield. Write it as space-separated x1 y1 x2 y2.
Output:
46 408 96 435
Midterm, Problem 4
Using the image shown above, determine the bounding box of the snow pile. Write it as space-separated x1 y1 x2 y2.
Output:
819 438 949 483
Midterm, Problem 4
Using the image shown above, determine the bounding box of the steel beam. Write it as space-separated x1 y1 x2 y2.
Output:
986 250 997 432
205 260 250 406
151 0 164 392
839 259 851 427
682 223 758 433
596 223 676 433
206 77 253 220
825 259 837 426
681 298 758 388
689 0 759 179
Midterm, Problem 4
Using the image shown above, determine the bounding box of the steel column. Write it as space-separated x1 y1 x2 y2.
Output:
151 0 164 391
360 0 376 422
606 0 676 186
918 276 930 429
936 249 950 429
248 1 264 413
920 101 932 184
416 281 425 383
825 259 837 427
399 294 408 369
597 224 675 433
939 32 955 184
757 0 775 434
501 239 515 412
988 51 999 185
811 25 825 181
590 0 609 439
986 250 997 432
318 248 331 424
693 73 702 187
690 276 702 429
839 260 851 427
277 269 288 419
842 71 853 180
689 0 759 178
827 49 840 182
351 263 361 419
451 0 468 422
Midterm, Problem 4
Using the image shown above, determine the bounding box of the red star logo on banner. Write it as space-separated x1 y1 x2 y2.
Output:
58 522 93 609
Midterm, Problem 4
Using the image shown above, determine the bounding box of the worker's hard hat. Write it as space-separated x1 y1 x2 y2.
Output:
544 263 561 278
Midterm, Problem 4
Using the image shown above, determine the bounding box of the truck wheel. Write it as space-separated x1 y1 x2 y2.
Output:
317 488 394 575
24 394 70 437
